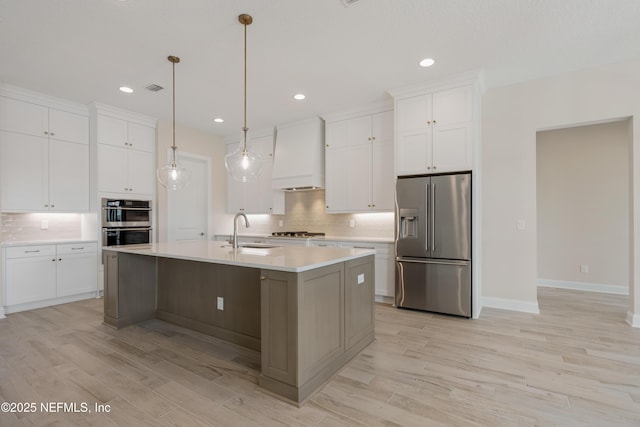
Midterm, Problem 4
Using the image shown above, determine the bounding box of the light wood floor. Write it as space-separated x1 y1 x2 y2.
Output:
1 287 639 426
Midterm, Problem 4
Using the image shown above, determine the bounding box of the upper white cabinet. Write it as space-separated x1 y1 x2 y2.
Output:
94 107 156 197
226 130 285 214
0 92 89 212
395 84 473 175
324 107 394 212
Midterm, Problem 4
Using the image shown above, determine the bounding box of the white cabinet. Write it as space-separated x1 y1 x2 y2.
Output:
56 243 99 297
395 85 472 175
226 131 285 214
3 242 97 313
325 109 394 213
97 114 156 196
0 96 89 212
309 239 395 298
4 245 57 306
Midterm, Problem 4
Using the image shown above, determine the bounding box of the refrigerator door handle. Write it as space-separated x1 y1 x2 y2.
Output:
431 183 436 252
397 257 469 267
425 184 430 253
397 260 406 306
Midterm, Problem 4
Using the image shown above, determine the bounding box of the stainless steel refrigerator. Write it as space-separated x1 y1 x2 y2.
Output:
395 172 471 317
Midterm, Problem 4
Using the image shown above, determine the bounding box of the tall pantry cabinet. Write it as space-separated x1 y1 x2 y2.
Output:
0 87 90 212
91 103 157 198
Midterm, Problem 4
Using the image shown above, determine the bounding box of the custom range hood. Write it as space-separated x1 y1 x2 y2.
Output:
272 116 325 190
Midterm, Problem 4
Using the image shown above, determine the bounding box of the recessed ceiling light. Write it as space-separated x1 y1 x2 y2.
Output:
213 117 224 123
119 86 133 93
419 58 435 68
293 93 306 100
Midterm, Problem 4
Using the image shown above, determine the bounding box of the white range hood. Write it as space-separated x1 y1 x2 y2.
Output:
272 116 325 190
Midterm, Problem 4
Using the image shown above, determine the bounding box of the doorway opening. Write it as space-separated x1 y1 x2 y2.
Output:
536 119 631 313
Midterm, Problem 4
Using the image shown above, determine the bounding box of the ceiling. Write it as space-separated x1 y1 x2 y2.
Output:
2 0 640 139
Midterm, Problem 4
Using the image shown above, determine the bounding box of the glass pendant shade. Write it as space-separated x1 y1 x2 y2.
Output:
157 153 192 190
157 55 191 191
224 128 263 183
225 13 263 183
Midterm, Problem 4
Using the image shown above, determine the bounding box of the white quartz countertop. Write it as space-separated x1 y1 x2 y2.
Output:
216 234 394 244
103 240 375 273
1 239 97 248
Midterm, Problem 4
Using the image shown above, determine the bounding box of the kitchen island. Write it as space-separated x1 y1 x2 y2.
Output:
102 241 375 404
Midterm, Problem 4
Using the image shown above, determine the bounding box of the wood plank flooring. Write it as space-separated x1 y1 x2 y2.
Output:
1 287 639 426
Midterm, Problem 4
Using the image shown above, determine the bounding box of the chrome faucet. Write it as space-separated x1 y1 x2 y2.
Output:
231 212 250 248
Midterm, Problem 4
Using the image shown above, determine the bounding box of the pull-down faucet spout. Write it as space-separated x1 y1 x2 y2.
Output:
232 212 250 248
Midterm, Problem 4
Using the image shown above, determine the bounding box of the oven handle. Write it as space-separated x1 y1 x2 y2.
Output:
102 207 152 211
103 227 152 232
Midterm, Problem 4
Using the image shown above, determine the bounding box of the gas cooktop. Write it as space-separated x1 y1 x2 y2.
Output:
271 231 325 238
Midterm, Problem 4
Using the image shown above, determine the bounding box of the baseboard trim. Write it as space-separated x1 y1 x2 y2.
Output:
374 294 394 305
626 311 640 328
0 306 5 319
482 297 540 314
538 278 628 295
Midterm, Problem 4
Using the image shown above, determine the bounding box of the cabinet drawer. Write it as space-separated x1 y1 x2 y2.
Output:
57 242 97 255
6 245 55 259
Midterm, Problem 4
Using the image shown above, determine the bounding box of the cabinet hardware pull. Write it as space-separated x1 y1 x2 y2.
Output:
44 204 49 207
260 275 267 281
71 247 84 250
52 258 56 262
433 120 436 124
58 258 62 261
25 250 40 253
51 204 55 207
44 131 48 135
355 246 375 250
50 132 55 136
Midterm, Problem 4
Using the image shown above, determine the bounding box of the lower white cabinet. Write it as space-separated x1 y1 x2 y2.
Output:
309 239 395 299
3 242 98 313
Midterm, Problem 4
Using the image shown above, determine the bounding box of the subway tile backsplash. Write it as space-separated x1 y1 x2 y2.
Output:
1 213 82 242
245 190 394 238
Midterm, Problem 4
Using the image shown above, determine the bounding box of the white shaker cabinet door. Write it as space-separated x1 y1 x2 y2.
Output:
0 131 47 211
127 122 155 152
0 96 48 137
5 255 57 305
127 148 155 195
98 144 128 193
49 139 89 211
57 251 98 297
48 108 89 145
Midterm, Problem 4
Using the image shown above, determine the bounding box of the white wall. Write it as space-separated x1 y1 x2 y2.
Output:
536 121 629 291
482 58 640 325
156 120 231 241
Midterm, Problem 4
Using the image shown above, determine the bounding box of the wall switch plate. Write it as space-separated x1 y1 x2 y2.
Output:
40 219 48 230
516 219 526 230
357 273 365 284
349 219 356 228
580 264 589 273
217 297 224 310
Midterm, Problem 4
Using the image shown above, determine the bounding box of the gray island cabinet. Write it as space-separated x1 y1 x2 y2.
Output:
102 241 375 404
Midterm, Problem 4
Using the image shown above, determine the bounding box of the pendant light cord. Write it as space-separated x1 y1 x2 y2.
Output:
172 57 177 164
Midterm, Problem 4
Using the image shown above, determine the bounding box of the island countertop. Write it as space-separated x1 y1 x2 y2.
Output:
104 240 375 273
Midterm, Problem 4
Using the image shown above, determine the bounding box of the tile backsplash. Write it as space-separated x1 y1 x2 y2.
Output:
243 190 394 238
1 213 83 242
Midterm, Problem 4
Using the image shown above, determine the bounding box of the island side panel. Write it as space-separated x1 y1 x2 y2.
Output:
259 256 375 404
103 250 157 328
156 257 261 351
260 269 298 389
345 255 375 349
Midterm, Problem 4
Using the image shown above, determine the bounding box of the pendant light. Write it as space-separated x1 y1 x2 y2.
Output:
224 13 263 183
157 55 191 190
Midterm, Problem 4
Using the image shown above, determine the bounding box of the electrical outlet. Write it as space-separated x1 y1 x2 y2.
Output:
580 264 589 273
516 219 526 230
40 220 48 230
217 297 224 310
349 219 356 228
278 219 283 227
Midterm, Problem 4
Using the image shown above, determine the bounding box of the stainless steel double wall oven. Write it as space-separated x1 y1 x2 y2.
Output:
101 198 152 246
